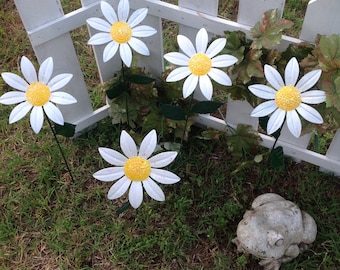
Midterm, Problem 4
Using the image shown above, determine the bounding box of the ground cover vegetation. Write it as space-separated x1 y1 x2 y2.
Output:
0 0 339 269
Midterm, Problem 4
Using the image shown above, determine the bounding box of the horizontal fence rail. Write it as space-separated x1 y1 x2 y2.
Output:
13 0 340 175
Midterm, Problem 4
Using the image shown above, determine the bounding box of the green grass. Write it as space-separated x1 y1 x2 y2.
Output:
1 1 340 270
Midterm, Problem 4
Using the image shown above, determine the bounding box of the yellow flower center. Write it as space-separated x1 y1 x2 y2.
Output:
110 21 132 44
188 53 212 76
25 82 51 106
275 86 301 111
124 157 151 181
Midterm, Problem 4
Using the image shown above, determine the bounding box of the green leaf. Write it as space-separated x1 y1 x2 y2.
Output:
106 81 127 99
54 122 76 138
191 101 223 114
128 74 155 85
269 146 285 169
116 201 131 215
161 104 186 120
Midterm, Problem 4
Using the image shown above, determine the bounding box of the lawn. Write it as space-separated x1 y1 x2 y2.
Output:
0 0 339 269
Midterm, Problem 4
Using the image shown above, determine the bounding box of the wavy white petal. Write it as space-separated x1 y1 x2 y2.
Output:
21 56 37 84
164 52 189 66
267 108 285 135
248 84 276 99
301 90 326 104
128 37 150 55
103 41 119 62
183 74 198 98
177 35 196 57
150 168 180 184
166 67 191 82
284 57 299 86
38 57 53 84
48 74 73 91
196 28 208 53
101 1 118 24
286 110 302 138
120 130 138 158
93 167 125 182
148 151 178 168
132 25 157 37
211 54 237 67
1 72 29 91
88 33 112 45
205 38 226 58
30 106 44 134
264 64 284 90
44 102 64 125
143 178 165 201
86 17 111 32
120 43 133 67
139 129 156 159
296 103 323 124
199 75 213 100
129 181 143 208
98 147 128 166
128 8 147 28
208 68 232 86
9 101 32 123
251 100 277 117
108 176 130 199
296 69 321 93
50 92 77 105
0 91 26 105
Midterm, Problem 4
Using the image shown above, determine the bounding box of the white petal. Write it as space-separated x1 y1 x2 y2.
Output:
108 176 130 199
208 68 232 86
86 17 111 32
251 100 277 117
103 41 119 62
248 84 276 99
284 57 299 86
199 75 213 100
205 38 226 58
119 43 132 67
1 72 29 91
166 67 191 82
118 0 129 22
50 92 77 105
38 57 53 84
150 168 180 184
148 151 178 168
98 147 128 166
101 1 118 24
196 28 208 53
296 69 322 93
129 181 143 208
164 52 189 66
21 56 37 83
296 103 323 124
177 35 196 57
120 130 137 158
143 178 165 201
128 8 147 28
48 74 73 91
267 109 286 135
88 33 113 45
286 110 302 138
132 25 157 38
183 74 198 98
9 101 32 123
128 37 150 56
0 91 26 105
30 106 44 134
93 167 125 182
139 129 157 159
264 64 285 90
301 90 326 104
211 54 237 68
43 102 64 125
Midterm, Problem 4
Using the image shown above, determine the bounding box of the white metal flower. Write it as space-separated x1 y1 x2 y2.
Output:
164 28 238 100
86 0 157 67
0 56 76 134
249 57 326 138
93 129 180 209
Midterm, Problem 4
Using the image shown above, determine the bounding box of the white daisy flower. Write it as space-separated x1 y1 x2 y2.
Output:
0 56 76 134
249 57 326 138
86 0 157 67
93 129 180 209
164 28 238 100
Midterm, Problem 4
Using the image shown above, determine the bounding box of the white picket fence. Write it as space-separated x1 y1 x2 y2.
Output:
14 0 340 175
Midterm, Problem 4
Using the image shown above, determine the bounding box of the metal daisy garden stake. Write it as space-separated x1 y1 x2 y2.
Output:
0 56 77 181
